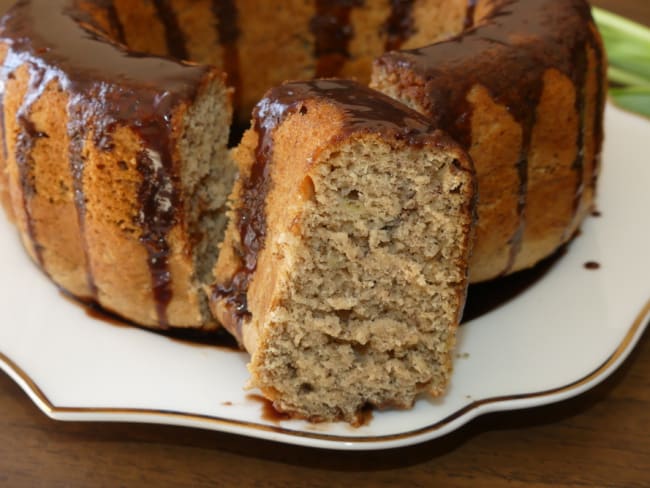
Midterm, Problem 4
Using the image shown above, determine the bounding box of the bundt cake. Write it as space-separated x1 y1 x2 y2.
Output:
210 79 476 423
0 0 606 420
0 0 476 329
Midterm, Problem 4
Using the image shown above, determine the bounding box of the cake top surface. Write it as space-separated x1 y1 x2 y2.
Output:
0 0 212 122
396 0 594 69
376 0 599 134
254 79 441 145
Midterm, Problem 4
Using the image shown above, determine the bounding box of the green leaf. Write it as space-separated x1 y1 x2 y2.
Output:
592 7 650 117
592 8 650 45
607 66 650 88
610 87 650 118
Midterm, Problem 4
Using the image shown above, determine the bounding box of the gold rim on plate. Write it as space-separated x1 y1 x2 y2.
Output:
1 300 648 446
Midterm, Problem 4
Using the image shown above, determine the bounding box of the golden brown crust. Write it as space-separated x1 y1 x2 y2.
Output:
465 84 522 281
3 64 40 266
512 69 580 272
16 77 92 297
111 0 168 57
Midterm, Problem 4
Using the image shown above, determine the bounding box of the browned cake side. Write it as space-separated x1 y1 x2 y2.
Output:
372 0 607 282
77 0 469 119
210 80 476 423
0 0 234 328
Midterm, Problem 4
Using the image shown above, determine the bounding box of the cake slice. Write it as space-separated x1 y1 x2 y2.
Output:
210 79 476 423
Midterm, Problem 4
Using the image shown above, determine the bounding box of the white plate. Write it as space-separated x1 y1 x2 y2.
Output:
1 103 649 451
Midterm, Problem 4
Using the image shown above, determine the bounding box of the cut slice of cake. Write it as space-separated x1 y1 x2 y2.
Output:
210 79 476 423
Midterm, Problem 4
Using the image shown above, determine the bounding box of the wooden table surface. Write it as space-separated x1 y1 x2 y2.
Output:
1 1 649 486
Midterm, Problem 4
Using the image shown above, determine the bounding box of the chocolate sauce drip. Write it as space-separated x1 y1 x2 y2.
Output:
0 91 7 163
0 0 210 326
213 79 435 341
13 66 51 269
153 0 189 60
262 80 432 135
211 0 240 46
212 0 241 110
462 245 566 323
105 2 126 45
135 144 177 329
59 288 240 349
376 0 600 275
584 261 600 270
464 0 477 30
564 44 588 240
14 117 47 267
67 94 98 298
246 394 291 423
503 98 540 275
310 0 363 77
384 0 415 52
590 35 606 193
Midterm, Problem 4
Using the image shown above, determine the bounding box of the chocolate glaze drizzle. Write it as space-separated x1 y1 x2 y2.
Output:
12 63 55 269
0 0 211 326
591 35 606 193
462 245 566 323
564 43 588 241
213 79 441 341
15 109 48 268
0 91 6 162
376 0 604 275
105 1 126 45
153 0 189 60
67 93 98 298
135 143 177 328
384 0 415 52
464 0 477 30
310 0 364 77
212 0 241 110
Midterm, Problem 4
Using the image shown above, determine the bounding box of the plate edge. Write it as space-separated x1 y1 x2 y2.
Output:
1 299 648 450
